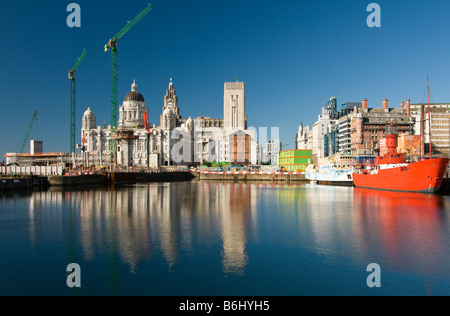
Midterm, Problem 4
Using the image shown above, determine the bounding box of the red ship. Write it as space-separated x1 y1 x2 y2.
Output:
352 126 449 193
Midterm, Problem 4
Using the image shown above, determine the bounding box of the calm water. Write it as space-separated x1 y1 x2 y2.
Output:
1 181 450 296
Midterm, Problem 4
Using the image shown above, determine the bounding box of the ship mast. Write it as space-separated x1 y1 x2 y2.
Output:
427 74 432 159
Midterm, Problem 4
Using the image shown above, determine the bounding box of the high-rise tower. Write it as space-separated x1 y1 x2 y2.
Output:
224 81 247 131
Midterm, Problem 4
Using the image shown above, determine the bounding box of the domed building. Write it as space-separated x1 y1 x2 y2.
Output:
81 79 195 168
81 78 257 169
118 80 148 129
82 108 96 130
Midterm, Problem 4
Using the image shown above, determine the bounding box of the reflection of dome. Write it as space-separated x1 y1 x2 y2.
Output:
124 80 145 102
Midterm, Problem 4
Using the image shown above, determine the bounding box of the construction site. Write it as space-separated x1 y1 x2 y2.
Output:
2 4 156 176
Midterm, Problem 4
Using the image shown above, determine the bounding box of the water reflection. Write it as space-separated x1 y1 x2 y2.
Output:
2 182 449 295
352 188 448 276
21 184 450 277
32 183 260 275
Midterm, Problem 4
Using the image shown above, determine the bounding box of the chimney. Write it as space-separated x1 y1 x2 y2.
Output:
383 99 389 111
406 99 411 117
400 101 404 109
362 99 368 111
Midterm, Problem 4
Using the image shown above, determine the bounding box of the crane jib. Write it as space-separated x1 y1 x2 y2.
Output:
19 111 38 154
110 5 153 43
71 50 87 73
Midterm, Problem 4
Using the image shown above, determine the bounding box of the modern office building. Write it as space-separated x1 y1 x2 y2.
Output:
338 114 352 155
266 139 282 165
312 97 338 163
324 123 339 157
410 103 450 156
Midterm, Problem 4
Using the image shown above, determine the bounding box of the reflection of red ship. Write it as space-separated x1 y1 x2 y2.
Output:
353 187 446 279
353 187 444 210
353 125 449 193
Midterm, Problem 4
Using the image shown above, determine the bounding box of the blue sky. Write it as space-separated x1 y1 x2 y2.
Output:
1 0 450 158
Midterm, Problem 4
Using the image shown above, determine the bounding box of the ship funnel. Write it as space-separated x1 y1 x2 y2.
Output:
385 124 398 154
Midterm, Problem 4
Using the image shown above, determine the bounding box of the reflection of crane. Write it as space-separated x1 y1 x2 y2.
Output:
68 49 87 153
19 111 38 154
104 4 153 160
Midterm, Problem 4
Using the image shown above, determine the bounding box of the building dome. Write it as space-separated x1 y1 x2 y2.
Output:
83 107 95 117
124 80 145 102
124 91 145 102
82 107 96 130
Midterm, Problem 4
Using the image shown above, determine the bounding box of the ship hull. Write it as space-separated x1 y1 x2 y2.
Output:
305 170 353 186
353 158 449 193
316 180 353 187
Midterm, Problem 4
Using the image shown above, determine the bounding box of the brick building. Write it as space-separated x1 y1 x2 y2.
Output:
228 131 251 165
350 99 414 156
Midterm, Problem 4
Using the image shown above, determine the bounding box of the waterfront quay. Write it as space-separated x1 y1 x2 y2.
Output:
0 170 194 191
2 167 450 195
193 170 307 182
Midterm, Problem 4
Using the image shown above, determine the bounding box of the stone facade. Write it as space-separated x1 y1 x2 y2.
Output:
224 82 247 131
296 123 312 150
82 80 194 168
81 79 257 168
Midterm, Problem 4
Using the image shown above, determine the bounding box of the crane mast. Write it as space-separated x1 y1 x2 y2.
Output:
104 4 152 163
68 49 87 154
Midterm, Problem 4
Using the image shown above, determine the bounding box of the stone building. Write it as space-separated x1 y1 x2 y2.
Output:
224 82 247 131
296 122 312 150
81 79 257 168
82 80 189 168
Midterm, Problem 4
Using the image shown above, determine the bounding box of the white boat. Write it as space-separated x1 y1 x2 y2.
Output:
305 163 354 186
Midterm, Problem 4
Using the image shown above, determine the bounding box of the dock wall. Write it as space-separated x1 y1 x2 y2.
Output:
193 171 307 182
0 165 64 176
0 176 49 191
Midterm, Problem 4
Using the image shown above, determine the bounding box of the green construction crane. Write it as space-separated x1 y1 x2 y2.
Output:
104 4 152 161
68 49 87 154
19 111 38 154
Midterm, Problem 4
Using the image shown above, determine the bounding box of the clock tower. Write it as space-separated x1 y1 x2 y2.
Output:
161 78 182 127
